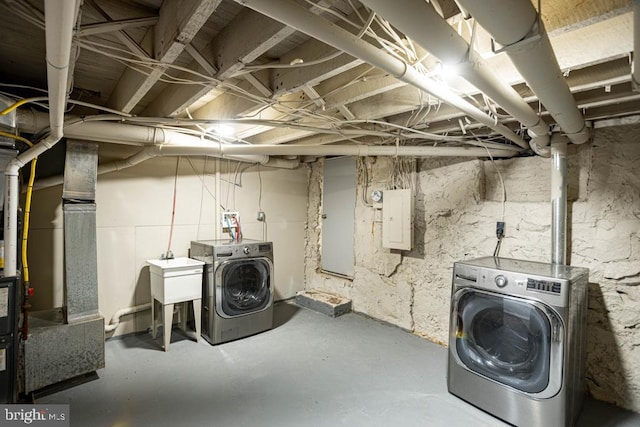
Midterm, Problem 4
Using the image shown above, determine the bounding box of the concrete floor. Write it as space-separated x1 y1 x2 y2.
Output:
37 301 640 427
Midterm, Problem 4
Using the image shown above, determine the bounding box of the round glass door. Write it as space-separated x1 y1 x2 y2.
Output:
220 259 271 316
453 290 555 394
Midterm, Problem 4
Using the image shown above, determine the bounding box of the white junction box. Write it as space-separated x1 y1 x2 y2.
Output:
221 211 240 230
382 189 414 250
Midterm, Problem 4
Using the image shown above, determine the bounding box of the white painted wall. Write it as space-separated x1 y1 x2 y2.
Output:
29 156 309 336
304 123 640 412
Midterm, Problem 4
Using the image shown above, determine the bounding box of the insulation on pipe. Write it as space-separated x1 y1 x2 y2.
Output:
359 0 550 145
234 0 527 149
456 0 590 145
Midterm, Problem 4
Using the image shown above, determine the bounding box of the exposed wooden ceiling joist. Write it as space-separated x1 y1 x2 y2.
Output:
107 0 220 113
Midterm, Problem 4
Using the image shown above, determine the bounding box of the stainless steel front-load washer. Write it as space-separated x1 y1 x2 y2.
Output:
448 257 589 427
190 239 274 345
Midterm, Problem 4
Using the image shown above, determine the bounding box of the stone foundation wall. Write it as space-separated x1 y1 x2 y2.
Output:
303 123 640 411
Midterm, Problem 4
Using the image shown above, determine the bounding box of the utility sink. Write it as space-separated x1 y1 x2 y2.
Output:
147 257 205 351
147 257 204 304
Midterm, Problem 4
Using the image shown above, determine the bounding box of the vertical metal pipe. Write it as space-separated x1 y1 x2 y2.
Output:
633 0 640 91
215 158 222 240
551 137 568 265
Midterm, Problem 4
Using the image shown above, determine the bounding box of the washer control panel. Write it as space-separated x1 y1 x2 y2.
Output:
494 275 508 288
526 278 562 294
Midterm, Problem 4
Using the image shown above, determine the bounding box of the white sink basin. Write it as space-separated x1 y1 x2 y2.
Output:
147 257 204 271
147 257 204 304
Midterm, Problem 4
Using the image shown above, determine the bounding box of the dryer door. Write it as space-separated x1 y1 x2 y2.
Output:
215 257 273 318
451 288 564 398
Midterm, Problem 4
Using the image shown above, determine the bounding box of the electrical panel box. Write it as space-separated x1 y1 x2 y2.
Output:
382 189 413 250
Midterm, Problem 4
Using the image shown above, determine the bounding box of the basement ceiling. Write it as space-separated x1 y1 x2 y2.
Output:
0 0 636 159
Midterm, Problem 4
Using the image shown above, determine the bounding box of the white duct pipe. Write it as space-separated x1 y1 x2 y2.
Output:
634 0 640 91
104 303 151 333
33 142 301 191
551 135 568 265
16 112 304 168
234 0 527 149
33 133 515 193
360 0 550 144
456 0 590 145
3 0 79 276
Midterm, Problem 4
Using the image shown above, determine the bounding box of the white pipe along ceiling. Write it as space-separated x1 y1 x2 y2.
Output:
30 118 516 191
455 0 591 145
359 0 552 153
233 0 528 149
3 0 80 276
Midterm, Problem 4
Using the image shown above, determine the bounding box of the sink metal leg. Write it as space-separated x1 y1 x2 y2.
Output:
163 303 174 352
151 298 157 339
192 299 201 343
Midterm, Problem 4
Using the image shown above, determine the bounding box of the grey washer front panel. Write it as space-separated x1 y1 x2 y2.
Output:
447 256 588 427
190 239 274 345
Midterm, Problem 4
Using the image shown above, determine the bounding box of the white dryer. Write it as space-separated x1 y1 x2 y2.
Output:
190 239 274 345
448 257 588 427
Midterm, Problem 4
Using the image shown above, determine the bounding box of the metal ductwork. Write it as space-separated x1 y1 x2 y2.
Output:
359 0 551 152
234 0 527 149
456 0 590 145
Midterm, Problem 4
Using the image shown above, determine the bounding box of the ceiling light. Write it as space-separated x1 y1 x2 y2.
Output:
215 124 235 137
289 58 304 65
437 62 460 79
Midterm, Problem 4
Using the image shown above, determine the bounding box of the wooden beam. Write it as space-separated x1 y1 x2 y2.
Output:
144 9 295 117
77 16 158 37
107 0 220 113
84 0 151 58
243 72 272 97
143 0 353 117
184 44 217 76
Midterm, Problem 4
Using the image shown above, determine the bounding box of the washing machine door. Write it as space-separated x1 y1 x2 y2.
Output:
215 257 273 318
451 288 564 398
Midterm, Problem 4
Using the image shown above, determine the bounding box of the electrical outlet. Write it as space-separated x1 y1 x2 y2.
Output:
221 211 240 228
257 211 265 222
